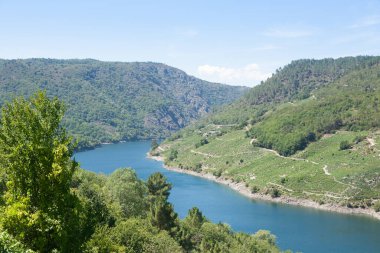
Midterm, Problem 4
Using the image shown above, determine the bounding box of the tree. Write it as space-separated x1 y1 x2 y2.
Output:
168 149 178 161
184 207 206 229
179 207 208 251
106 168 148 218
151 139 159 151
146 173 178 236
0 91 81 252
147 172 172 201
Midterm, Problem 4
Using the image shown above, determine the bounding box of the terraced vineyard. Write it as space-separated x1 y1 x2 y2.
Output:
158 125 380 206
153 56 380 213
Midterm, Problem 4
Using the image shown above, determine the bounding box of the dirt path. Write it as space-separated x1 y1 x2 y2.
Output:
268 182 294 192
190 150 221 158
323 165 331 175
255 142 319 165
367 137 376 147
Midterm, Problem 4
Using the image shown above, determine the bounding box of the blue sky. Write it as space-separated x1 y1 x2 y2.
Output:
1 0 380 86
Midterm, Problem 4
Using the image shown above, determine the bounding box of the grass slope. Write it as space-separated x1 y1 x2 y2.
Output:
157 56 380 211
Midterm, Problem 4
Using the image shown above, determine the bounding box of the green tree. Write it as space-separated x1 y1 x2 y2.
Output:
147 172 172 201
168 149 178 161
151 139 159 151
146 173 178 236
184 207 207 229
179 207 208 251
106 168 148 218
0 91 81 252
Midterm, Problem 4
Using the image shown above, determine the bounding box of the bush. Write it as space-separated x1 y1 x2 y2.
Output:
339 140 352 150
195 138 209 148
168 149 178 161
271 188 281 198
194 163 202 172
251 186 260 193
213 170 222 178
374 201 380 212
353 135 366 144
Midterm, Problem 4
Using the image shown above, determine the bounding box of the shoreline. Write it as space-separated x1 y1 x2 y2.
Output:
147 153 380 221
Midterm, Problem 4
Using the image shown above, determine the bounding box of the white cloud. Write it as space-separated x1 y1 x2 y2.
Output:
350 15 380 28
197 64 271 87
264 29 312 38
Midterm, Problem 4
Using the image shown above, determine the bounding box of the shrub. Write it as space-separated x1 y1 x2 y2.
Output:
251 186 260 193
374 201 380 212
194 163 202 172
339 140 352 150
168 149 178 161
353 135 366 144
213 170 222 178
195 138 208 148
271 188 281 198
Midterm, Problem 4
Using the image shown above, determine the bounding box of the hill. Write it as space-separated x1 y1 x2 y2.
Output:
0 58 248 149
154 56 380 215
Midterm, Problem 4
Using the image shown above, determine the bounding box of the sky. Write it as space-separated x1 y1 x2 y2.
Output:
1 0 380 87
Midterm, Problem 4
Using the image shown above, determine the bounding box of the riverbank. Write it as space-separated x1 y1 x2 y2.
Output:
147 153 380 220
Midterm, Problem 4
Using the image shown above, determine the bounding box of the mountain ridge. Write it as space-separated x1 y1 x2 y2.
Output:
0 58 249 149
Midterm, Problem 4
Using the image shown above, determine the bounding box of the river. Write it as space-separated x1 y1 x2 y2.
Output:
74 141 380 253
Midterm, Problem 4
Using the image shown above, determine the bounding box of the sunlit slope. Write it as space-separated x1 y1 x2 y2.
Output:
158 57 380 209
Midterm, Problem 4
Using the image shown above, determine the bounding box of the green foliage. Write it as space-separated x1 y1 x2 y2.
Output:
0 91 82 252
151 139 159 151
0 91 283 252
251 185 260 193
0 59 247 149
242 56 380 106
147 173 178 235
168 149 178 161
247 63 380 156
84 219 182 253
195 138 209 148
106 168 148 219
213 170 222 178
339 140 352 150
147 172 172 201
270 187 281 198
374 201 380 212
0 229 35 253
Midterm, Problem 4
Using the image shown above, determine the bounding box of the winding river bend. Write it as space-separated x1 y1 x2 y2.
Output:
75 141 380 253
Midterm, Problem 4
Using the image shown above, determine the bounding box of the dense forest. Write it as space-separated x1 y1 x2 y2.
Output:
0 92 283 252
158 56 380 210
0 59 248 150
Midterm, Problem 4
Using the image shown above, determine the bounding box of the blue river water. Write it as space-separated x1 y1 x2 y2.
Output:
74 141 380 253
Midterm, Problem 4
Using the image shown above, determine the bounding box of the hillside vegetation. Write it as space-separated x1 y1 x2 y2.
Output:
0 92 283 252
156 56 380 211
0 59 247 149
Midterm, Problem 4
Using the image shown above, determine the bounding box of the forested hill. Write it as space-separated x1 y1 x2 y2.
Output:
204 56 380 124
0 58 248 149
158 56 380 211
